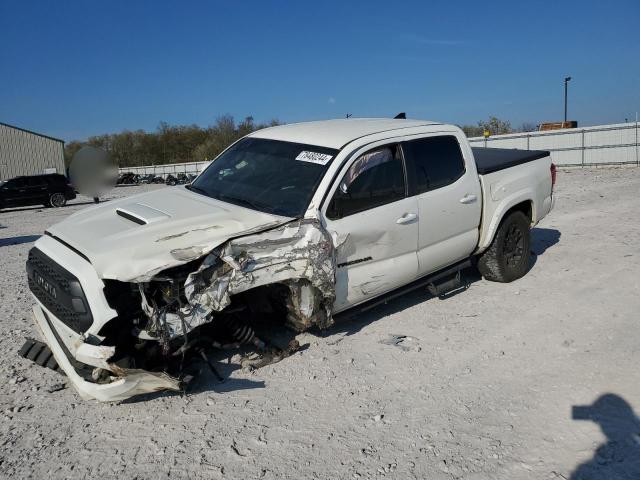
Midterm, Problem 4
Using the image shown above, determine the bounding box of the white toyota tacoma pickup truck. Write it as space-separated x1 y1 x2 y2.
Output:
22 118 555 401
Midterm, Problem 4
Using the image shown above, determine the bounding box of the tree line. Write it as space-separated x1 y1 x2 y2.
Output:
460 116 536 137
64 115 279 168
64 115 534 168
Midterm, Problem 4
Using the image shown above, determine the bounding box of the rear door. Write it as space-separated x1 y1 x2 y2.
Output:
402 134 481 276
323 143 419 312
45 175 69 196
26 176 49 204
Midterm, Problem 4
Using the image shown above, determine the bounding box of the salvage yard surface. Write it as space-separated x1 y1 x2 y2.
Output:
1 169 639 479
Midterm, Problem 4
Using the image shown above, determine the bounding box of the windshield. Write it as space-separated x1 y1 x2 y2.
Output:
190 137 338 217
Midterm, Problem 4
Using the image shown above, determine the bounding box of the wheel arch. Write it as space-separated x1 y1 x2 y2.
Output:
506 200 533 222
477 195 534 253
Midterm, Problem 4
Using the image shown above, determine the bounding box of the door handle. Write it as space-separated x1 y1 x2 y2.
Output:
396 212 418 224
459 194 477 204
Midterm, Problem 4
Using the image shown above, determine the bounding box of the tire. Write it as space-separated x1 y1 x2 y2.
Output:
49 192 67 208
477 210 531 283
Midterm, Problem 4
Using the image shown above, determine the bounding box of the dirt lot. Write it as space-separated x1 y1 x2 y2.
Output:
1 169 639 479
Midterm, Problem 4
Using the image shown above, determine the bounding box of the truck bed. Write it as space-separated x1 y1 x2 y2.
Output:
472 147 550 175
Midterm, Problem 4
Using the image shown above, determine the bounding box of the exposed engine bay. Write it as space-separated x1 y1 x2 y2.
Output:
24 218 337 401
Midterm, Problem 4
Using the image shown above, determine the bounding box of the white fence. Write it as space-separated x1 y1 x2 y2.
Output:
118 161 211 177
469 122 640 167
118 122 640 175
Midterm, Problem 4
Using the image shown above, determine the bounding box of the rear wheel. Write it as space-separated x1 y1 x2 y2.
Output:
477 210 531 282
49 192 67 208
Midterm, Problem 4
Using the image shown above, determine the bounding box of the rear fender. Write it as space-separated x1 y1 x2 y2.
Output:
477 190 535 253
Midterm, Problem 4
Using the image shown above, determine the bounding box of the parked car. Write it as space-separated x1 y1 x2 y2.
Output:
165 174 178 186
137 174 155 184
116 172 138 185
165 173 190 186
137 174 166 184
0 174 76 210
23 118 555 401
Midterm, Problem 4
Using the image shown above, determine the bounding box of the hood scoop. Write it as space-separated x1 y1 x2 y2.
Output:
116 203 171 225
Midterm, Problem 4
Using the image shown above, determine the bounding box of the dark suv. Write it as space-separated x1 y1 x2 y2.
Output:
0 174 76 210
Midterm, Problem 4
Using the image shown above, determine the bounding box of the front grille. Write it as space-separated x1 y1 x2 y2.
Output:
26 247 93 333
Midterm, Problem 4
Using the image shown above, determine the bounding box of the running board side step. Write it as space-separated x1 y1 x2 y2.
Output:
427 270 463 298
334 258 473 320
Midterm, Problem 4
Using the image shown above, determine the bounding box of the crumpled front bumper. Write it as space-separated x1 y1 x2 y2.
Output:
31 303 181 402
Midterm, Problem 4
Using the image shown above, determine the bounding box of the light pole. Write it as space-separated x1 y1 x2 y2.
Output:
564 76 572 123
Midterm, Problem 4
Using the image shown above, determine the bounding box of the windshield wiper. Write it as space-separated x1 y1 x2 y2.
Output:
216 193 275 213
186 186 279 214
185 184 208 195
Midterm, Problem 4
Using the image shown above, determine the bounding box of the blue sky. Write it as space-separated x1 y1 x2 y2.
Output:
1 0 639 141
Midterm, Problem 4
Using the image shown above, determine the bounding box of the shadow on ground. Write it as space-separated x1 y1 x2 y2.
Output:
0 235 41 247
324 266 481 339
327 227 561 338
120 374 267 405
0 200 100 214
531 227 561 255
570 393 640 479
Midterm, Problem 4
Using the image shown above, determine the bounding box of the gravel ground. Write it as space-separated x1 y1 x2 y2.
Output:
1 170 639 479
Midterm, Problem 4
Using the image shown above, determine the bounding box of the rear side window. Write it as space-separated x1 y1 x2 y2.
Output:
402 136 465 194
45 175 66 186
327 145 405 219
27 177 46 187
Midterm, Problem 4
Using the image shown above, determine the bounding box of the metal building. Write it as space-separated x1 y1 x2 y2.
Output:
0 121 65 181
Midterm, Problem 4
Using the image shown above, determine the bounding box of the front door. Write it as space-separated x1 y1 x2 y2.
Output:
323 143 419 312
2 178 30 207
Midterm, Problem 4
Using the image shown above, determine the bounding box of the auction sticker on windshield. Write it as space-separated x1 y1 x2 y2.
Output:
295 151 333 165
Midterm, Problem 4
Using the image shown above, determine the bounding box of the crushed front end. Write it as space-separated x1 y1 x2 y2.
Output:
24 219 336 402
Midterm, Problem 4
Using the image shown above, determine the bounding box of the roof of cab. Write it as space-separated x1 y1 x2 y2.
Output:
248 118 441 149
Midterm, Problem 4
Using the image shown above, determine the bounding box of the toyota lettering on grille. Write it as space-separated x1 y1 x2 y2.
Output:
35 272 57 299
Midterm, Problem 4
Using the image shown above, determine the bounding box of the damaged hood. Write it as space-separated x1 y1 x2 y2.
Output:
47 186 293 281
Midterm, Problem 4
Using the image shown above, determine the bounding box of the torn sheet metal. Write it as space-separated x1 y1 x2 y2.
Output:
108 365 181 391
46 183 296 284
143 218 336 339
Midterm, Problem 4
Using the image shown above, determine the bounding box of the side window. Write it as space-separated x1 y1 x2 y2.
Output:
9 178 27 188
327 145 405 219
27 176 46 187
402 136 465 194
44 175 64 186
